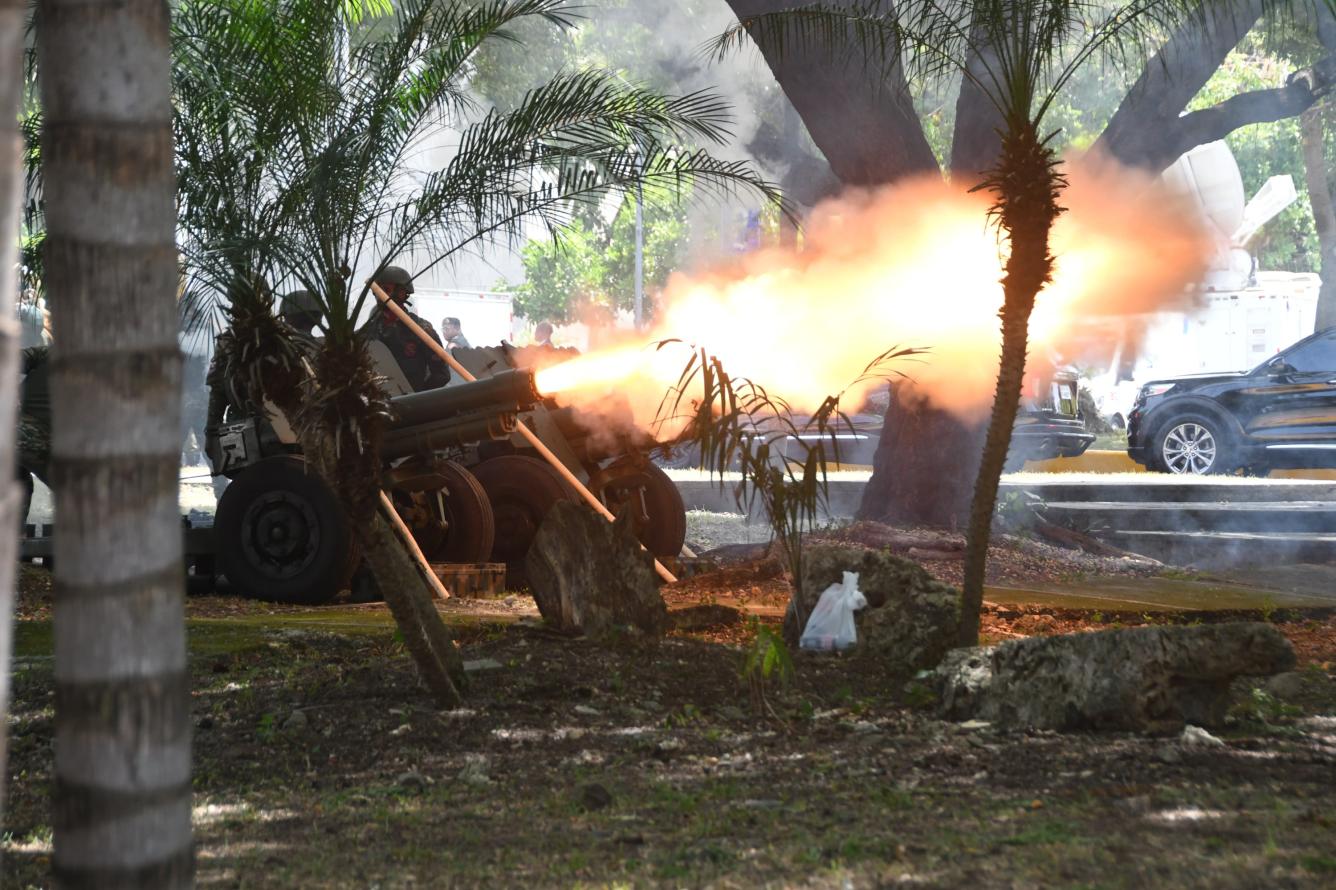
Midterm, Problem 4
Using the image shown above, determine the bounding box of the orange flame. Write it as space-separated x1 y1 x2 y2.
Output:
535 157 1211 431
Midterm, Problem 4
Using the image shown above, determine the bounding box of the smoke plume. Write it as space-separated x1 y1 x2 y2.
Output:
536 155 1212 433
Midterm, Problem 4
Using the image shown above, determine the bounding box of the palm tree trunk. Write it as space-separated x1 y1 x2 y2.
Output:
959 126 1062 646
1301 108 1336 331
959 305 1031 644
0 0 29 834
301 429 466 707
39 0 193 886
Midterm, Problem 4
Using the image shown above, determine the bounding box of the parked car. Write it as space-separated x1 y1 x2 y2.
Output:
1006 366 1096 470
654 367 1095 472
1128 326 1336 475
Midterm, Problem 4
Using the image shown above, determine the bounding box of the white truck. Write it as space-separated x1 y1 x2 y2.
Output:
406 288 517 346
1086 141 1322 428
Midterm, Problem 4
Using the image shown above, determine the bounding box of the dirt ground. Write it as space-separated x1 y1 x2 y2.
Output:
6 555 1336 889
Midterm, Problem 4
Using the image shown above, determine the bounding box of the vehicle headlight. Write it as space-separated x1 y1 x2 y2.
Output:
1140 383 1174 398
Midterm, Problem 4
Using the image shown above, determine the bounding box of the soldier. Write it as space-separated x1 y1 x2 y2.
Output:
363 265 451 392
279 288 324 341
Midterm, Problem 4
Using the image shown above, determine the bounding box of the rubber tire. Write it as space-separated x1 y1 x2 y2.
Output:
470 455 577 571
415 460 496 564
599 464 687 558
1149 412 1235 475
215 456 359 604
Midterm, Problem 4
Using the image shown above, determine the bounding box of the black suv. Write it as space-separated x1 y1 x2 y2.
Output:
1128 327 1336 475
1008 366 1095 469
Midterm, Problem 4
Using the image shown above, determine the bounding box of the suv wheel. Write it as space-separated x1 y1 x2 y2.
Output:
1153 415 1232 475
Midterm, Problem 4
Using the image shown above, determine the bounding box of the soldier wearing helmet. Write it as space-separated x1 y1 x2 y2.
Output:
362 264 451 391
280 289 323 338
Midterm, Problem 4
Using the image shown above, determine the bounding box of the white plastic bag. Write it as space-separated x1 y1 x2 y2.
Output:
799 571 867 651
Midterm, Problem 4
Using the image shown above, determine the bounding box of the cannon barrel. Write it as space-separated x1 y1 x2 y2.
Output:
381 368 539 459
388 368 540 431
381 412 518 460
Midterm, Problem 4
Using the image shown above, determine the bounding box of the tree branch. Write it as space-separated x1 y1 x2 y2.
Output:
1093 0 1265 171
1146 80 1317 171
725 0 939 186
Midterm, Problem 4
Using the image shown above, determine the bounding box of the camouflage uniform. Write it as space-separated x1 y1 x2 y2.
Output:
361 306 452 392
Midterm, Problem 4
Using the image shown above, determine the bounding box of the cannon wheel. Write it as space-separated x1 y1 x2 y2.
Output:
471 455 577 578
215 456 358 604
392 460 495 564
597 463 686 559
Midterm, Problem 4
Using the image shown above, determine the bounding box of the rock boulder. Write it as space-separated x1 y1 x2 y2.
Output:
934 622 1296 732
786 544 962 676
526 501 668 639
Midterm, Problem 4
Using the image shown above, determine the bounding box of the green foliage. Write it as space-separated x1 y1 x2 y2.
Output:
255 712 278 743
511 191 693 323
1230 685 1301 727
1189 40 1322 272
660 341 916 628
741 620 794 714
171 0 780 344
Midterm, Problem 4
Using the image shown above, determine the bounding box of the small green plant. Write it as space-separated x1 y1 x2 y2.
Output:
659 343 915 630
741 621 794 717
664 703 703 729
993 490 1034 531
1230 686 1301 727
255 712 277 743
1260 596 1278 623
902 679 937 710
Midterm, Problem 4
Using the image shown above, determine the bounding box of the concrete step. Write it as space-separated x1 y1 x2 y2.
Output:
1106 529 1336 568
1043 500 1336 534
1002 476 1336 505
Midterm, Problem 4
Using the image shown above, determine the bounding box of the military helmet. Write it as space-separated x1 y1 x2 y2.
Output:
375 265 415 297
280 289 320 317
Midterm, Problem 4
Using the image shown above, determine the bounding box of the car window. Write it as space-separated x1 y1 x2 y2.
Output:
1276 332 1336 373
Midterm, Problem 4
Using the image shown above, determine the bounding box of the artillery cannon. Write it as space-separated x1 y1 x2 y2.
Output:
207 367 541 604
373 342 687 582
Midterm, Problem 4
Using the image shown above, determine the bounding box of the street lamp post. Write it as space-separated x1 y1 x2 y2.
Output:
634 179 644 330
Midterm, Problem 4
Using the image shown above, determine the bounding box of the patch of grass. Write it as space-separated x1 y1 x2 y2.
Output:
1300 854 1336 874
999 819 1080 847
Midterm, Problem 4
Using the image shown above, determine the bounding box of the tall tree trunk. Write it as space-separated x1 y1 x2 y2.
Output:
856 385 985 529
1303 108 1336 332
0 0 27 835
39 0 193 886
725 0 940 185
959 127 1062 646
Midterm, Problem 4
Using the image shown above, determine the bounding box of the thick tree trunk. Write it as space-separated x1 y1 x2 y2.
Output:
725 0 939 185
856 385 985 529
0 0 27 836
1302 108 1336 330
949 22 1004 183
39 0 193 886
1303 119 1336 332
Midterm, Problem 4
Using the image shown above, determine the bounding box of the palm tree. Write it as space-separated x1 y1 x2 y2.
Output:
719 0 1208 645
38 0 193 885
173 0 778 699
0 0 28 832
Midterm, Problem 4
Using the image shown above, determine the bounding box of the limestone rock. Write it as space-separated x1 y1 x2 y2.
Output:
785 544 962 676
934 622 1296 732
526 501 668 639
